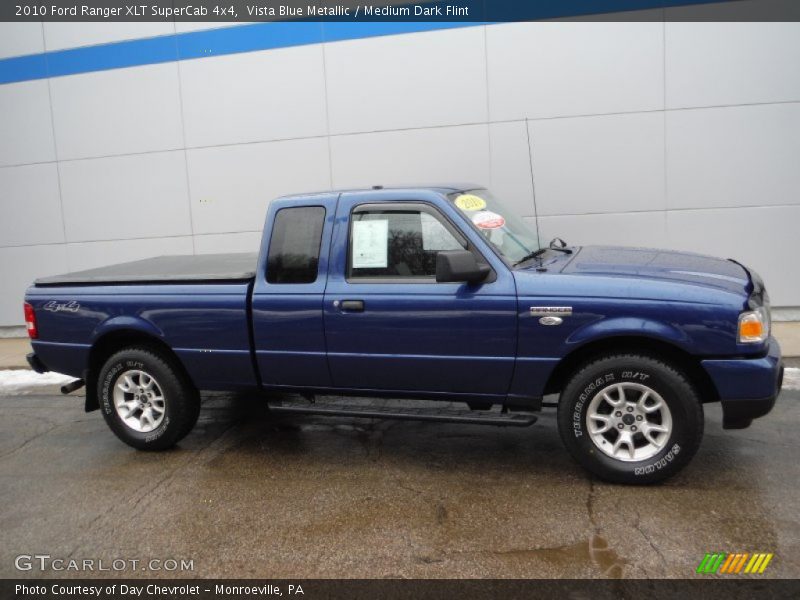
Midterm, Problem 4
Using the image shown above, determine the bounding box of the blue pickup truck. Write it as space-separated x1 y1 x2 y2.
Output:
24 185 783 483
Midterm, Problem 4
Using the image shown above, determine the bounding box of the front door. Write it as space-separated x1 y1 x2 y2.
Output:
323 192 517 396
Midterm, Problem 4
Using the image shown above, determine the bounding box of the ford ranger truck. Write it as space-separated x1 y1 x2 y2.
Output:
23 186 784 484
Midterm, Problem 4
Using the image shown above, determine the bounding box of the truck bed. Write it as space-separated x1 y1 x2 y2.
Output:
34 253 258 286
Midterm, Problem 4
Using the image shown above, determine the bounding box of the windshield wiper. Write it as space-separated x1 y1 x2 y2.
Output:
513 248 547 267
548 237 573 254
514 238 574 267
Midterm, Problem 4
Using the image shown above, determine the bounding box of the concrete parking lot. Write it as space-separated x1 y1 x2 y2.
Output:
1 382 798 579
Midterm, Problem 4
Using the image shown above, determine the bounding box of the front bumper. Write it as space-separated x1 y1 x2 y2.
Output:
701 337 784 429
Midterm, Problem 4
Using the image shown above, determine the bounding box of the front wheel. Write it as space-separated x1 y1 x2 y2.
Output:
557 354 704 484
98 346 200 450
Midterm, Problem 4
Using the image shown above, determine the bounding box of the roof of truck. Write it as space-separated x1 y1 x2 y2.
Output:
279 183 484 200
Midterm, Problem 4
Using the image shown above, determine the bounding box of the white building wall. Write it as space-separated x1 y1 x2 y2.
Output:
0 20 799 329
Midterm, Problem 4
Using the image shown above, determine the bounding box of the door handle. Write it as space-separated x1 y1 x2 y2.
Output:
339 300 365 312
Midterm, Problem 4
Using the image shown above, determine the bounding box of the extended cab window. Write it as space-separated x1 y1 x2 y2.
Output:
348 207 465 279
267 206 325 284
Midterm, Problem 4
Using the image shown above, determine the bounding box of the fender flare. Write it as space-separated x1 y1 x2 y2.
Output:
84 317 170 412
542 317 716 399
566 316 692 351
90 315 165 345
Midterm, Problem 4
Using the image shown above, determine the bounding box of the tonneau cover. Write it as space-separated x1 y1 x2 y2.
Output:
35 253 258 286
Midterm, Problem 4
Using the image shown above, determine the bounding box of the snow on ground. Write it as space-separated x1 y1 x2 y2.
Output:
0 370 74 394
784 368 800 391
0 367 798 394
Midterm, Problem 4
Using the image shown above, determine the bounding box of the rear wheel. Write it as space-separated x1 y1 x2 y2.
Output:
557 354 704 484
98 346 200 450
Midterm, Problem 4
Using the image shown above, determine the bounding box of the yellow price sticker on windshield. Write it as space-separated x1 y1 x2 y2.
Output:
454 194 487 212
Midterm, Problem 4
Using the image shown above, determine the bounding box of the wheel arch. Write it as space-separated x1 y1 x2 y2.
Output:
84 329 195 412
543 335 719 404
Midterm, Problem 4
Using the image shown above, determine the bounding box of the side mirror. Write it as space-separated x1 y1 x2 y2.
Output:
436 250 490 284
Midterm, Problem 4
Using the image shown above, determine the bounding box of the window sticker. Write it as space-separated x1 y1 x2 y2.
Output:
454 194 487 212
352 219 388 268
421 213 462 251
472 210 506 230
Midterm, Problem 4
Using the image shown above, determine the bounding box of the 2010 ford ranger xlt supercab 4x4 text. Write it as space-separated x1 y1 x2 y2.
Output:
24 186 784 483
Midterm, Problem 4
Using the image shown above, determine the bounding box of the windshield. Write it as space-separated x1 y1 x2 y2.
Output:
448 189 541 264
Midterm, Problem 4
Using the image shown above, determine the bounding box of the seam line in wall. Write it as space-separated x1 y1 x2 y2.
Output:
3 99 798 171
319 26 335 191
40 21 70 271
171 18 198 255
3 95 798 172
482 24 491 127
4 194 799 252
0 231 264 250
483 24 497 212
536 204 800 219
662 14 669 246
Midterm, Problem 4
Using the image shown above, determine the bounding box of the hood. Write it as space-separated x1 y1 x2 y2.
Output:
561 246 750 296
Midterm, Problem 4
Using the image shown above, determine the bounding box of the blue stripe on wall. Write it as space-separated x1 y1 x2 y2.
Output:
0 0 727 85
0 21 484 85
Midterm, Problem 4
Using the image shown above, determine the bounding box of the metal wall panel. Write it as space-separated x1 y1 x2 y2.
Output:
0 21 799 326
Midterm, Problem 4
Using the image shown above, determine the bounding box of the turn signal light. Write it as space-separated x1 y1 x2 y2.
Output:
24 302 38 339
737 308 769 344
739 318 763 338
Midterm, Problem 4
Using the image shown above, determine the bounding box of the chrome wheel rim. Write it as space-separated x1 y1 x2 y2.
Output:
113 370 166 433
585 382 672 462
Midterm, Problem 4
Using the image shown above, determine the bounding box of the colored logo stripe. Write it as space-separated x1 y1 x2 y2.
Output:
720 553 747 573
719 553 736 573
698 552 773 574
697 553 726 574
745 553 774 574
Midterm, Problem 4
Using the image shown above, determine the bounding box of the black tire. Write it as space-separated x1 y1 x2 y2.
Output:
97 346 200 450
557 354 704 484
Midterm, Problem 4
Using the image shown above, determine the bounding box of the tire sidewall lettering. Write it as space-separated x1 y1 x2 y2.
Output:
572 373 616 438
565 363 693 480
100 358 169 442
101 363 123 415
634 443 682 476
559 356 703 484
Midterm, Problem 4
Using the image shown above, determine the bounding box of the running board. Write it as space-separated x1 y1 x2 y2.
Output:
268 402 537 427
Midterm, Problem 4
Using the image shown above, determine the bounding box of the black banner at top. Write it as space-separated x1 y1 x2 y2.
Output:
3 0 800 22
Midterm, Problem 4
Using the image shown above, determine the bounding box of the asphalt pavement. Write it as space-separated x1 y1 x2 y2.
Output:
1 385 798 579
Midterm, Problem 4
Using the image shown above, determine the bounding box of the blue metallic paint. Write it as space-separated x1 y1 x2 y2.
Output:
24 186 782 414
26 283 256 390
702 337 783 401
251 193 338 387
323 189 518 395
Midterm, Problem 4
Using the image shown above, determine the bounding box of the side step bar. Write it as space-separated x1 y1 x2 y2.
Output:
268 402 537 427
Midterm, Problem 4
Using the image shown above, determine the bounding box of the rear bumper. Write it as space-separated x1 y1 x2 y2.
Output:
26 352 49 374
701 337 784 429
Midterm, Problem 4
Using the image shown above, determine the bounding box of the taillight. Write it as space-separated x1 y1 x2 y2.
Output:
24 302 38 339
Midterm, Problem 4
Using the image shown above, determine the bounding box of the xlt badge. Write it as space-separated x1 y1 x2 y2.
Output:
530 306 572 316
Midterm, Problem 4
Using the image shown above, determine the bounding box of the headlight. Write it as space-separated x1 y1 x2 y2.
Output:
738 306 770 344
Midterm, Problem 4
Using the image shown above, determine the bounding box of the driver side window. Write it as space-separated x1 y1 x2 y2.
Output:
348 207 465 280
